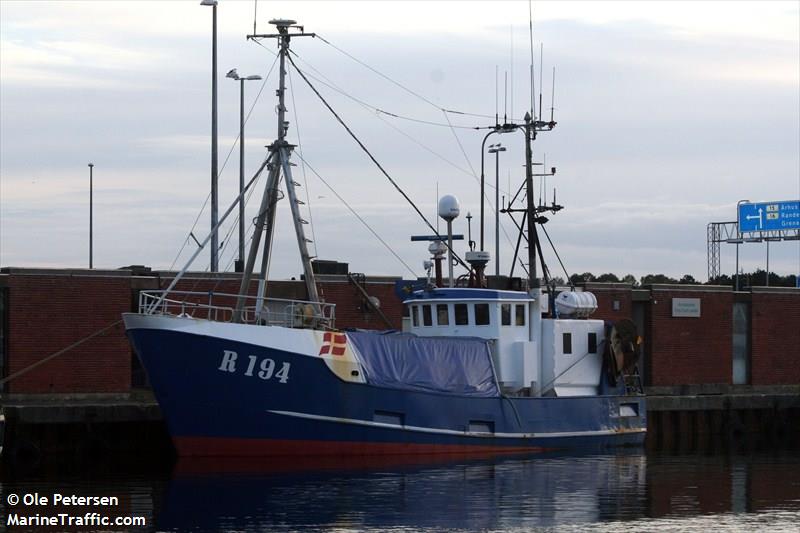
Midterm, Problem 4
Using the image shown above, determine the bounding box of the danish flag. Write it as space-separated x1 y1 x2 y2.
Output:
319 332 347 357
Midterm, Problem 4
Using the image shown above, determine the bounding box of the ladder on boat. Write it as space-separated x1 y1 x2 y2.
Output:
622 364 644 395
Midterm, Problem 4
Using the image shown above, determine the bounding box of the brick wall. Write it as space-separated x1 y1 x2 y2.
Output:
584 284 633 322
750 290 800 385
647 287 733 386
3 270 794 395
319 280 403 330
6 273 131 393
157 274 403 330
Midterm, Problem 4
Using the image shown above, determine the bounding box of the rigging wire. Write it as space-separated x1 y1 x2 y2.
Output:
292 48 517 205
441 110 479 177
540 224 575 288
168 52 280 272
291 44 525 261
287 66 319 258
250 36 278 57
287 53 469 271
441 107 525 256
316 34 442 111
289 50 490 130
217 166 264 273
314 35 528 122
290 45 520 269
287 49 478 178
294 151 418 277
168 155 268 303
373 111 475 179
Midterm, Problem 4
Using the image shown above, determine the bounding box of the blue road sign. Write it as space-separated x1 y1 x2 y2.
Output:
737 200 800 233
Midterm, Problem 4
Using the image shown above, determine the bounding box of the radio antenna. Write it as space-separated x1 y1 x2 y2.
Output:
542 153 547 207
436 181 440 233
538 43 544 123
510 24 514 121
550 67 556 122
253 0 258 35
504 71 508 123
529 0 535 120
538 154 544 206
495 65 499 126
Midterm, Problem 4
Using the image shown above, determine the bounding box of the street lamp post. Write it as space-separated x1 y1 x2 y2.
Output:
201 0 219 272
226 69 262 273
479 131 497 252
88 163 94 269
488 144 506 277
479 124 517 253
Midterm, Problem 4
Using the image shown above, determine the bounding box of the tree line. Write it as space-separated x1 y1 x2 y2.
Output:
552 269 797 288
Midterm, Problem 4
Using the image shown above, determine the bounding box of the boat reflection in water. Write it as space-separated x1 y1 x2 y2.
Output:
158 452 647 532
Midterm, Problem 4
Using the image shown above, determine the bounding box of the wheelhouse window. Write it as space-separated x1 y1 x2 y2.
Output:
475 303 490 325
436 304 449 326
501 304 511 326
411 305 419 327
454 303 469 325
515 304 526 326
422 305 433 326
588 332 598 354
563 332 572 354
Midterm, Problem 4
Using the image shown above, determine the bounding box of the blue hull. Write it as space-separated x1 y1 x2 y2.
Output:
126 319 646 456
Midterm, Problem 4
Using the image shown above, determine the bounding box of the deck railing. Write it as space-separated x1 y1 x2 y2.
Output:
138 290 336 329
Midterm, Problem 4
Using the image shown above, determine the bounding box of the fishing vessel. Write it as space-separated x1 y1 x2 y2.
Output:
124 19 646 456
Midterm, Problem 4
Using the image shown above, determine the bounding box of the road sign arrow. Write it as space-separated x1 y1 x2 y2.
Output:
745 208 764 229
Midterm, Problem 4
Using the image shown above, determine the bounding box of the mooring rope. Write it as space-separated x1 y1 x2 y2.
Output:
0 320 124 387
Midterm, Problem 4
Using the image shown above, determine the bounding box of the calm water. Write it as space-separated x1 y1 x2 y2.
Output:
2 450 799 532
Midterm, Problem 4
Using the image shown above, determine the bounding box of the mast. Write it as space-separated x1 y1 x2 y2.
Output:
523 112 538 290
235 19 318 322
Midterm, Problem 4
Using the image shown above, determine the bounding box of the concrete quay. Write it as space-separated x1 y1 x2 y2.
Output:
645 385 800 452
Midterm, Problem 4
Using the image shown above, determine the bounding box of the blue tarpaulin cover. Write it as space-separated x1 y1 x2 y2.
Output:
347 331 499 397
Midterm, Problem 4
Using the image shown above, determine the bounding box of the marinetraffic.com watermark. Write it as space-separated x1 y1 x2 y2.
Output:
5 492 146 528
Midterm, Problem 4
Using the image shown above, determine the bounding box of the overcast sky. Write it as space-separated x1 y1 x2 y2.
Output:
1 1 798 282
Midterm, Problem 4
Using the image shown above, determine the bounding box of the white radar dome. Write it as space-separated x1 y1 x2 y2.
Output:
438 195 460 221
428 240 446 256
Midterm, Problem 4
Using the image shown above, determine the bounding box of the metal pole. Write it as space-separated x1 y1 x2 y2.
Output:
480 137 487 251
210 2 219 272
735 243 740 291
235 152 279 322
255 24 292 290
237 78 245 272
523 113 537 289
489 143 506 277
88 163 93 269
479 130 497 251
447 219 454 287
494 148 501 277
766 240 770 287
523 112 542 397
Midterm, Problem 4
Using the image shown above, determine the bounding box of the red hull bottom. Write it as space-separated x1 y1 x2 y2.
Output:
174 436 548 457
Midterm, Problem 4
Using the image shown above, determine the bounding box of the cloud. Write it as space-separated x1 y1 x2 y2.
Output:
1 2 797 280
